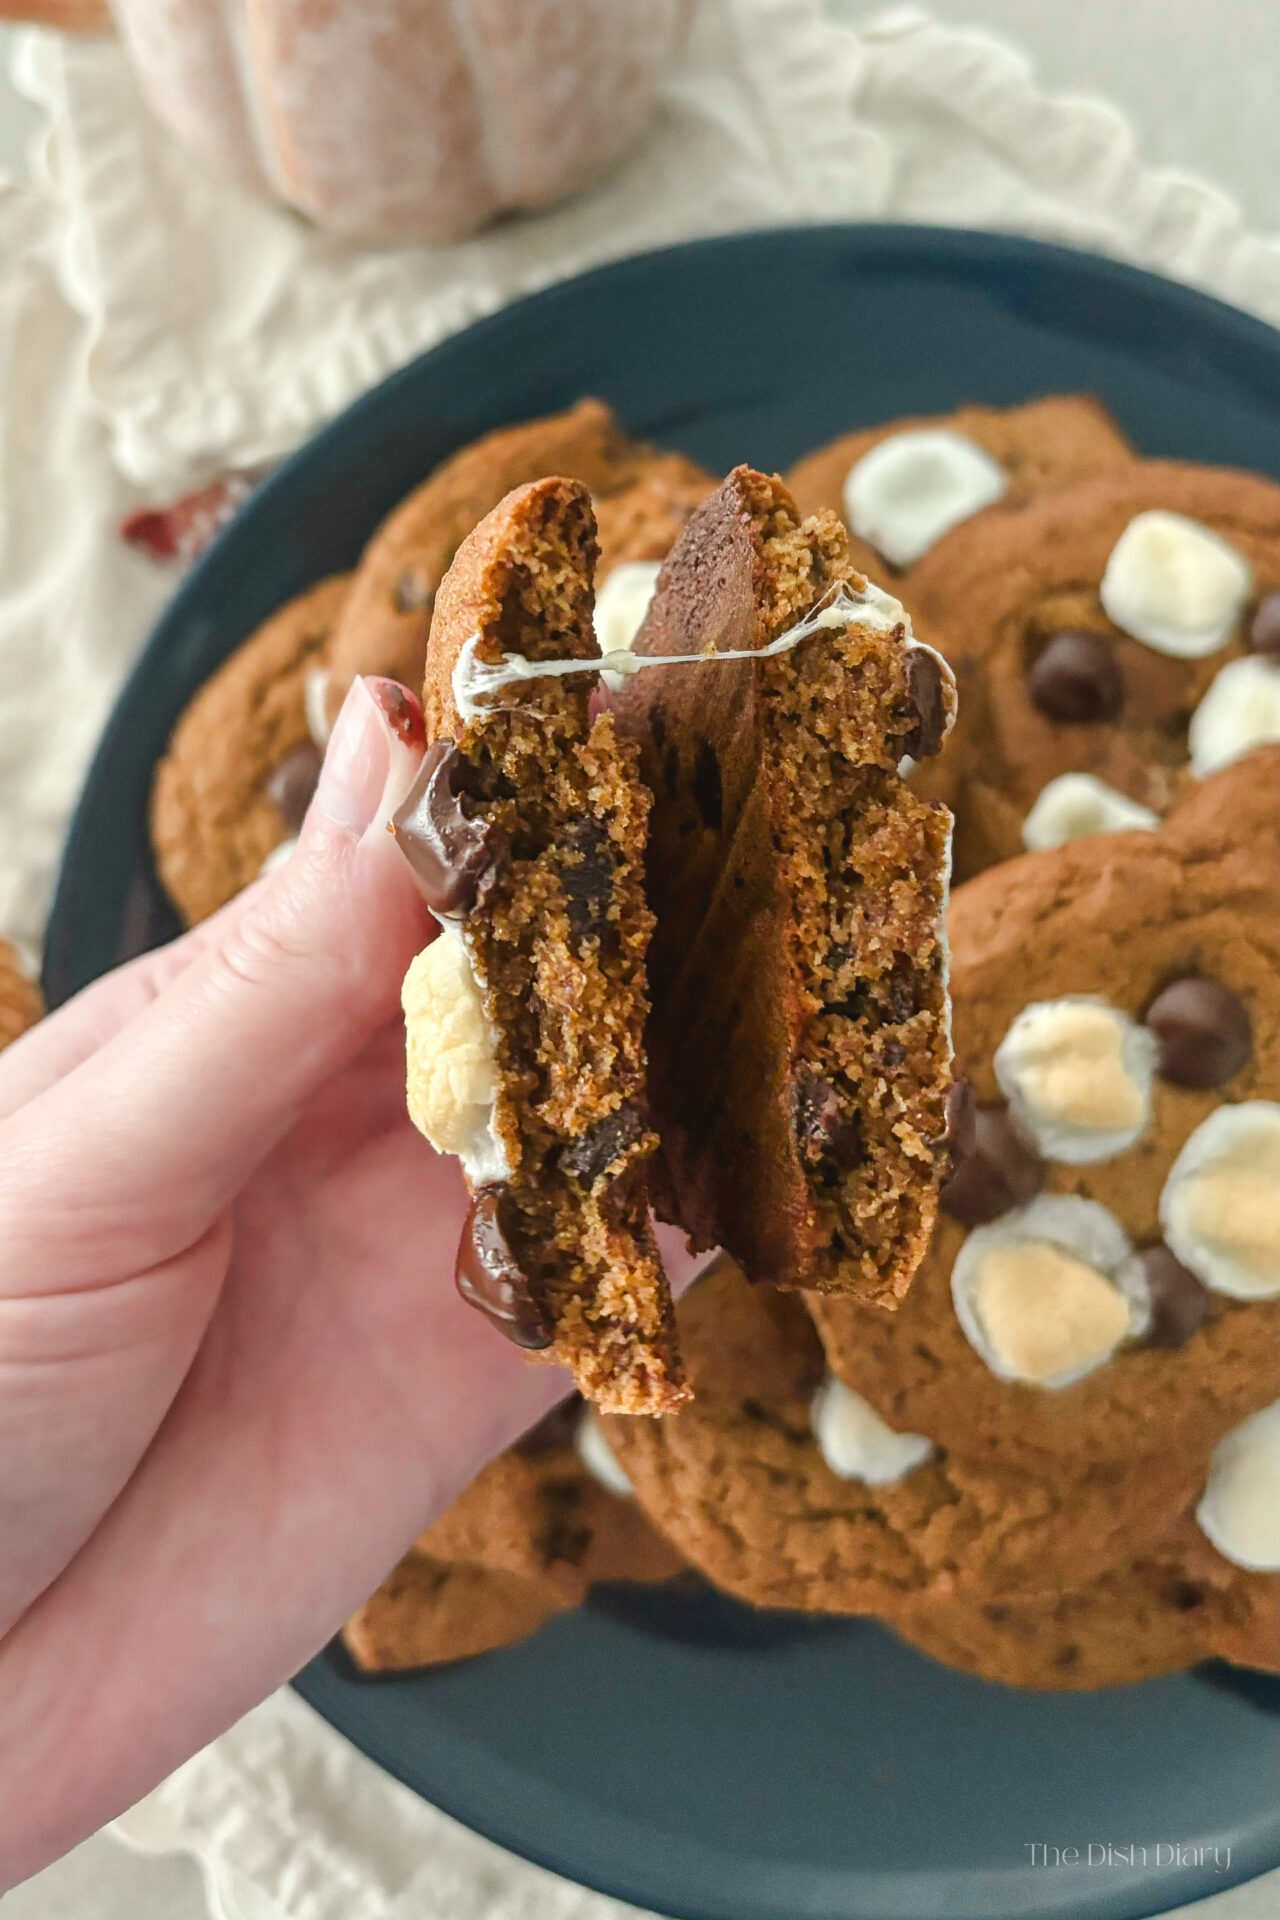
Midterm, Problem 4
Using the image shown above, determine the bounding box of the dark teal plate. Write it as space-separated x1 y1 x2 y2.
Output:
43 228 1280 1920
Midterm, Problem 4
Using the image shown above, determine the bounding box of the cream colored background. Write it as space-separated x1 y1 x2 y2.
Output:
1 3 1277 1917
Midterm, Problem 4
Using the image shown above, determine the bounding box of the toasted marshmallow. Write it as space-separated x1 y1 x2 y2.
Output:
811 1375 934 1484
842 430 1006 568
1021 773 1159 851
1188 655 1280 778
594 561 662 690
1099 511 1250 657
1159 1102 1280 1300
402 928 511 1185
994 997 1156 1163
951 1194 1146 1387
1196 1401 1280 1571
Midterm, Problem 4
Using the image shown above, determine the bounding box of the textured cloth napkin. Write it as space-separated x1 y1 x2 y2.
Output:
1 2 1278 1915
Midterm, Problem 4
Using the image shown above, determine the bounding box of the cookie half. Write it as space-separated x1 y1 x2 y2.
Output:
614 466 955 1304
151 574 349 923
324 398 713 725
397 476 685 1413
810 750 1280 1484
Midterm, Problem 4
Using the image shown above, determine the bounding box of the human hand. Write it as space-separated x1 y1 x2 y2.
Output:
0 677 695 1888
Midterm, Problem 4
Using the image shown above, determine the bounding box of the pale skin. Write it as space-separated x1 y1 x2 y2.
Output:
0 678 698 1890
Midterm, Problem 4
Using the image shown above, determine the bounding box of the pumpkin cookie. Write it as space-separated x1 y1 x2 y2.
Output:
613 466 955 1305
603 1255 1198 1612
0 939 42 1052
151 574 350 924
886 1510 1278 1690
396 475 685 1413
905 460 1280 877
786 394 1133 579
810 750 1280 1493
343 1396 682 1672
323 398 713 727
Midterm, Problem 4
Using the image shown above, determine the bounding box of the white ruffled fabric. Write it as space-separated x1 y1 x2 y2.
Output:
1 2 1277 1914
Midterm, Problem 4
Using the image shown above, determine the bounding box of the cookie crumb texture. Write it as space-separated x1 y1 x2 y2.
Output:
414 477 687 1414
151 574 350 923
618 467 952 1305
0 939 42 1051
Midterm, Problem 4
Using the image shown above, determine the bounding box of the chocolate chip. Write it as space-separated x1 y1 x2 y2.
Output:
392 739 498 915
791 1073 865 1171
940 1104 1043 1225
560 1102 646 1185
901 648 948 759
885 956 918 1025
938 1078 977 1159
650 706 667 752
560 820 616 946
1144 977 1252 1088
264 741 322 831
1134 1244 1210 1348
1027 631 1124 723
393 568 433 614
455 1187 550 1350
693 738 723 830
1249 591 1280 657
662 741 679 794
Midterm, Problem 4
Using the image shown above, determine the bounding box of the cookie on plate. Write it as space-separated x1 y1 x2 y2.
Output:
786 395 1133 579
322 398 713 728
0 939 42 1052
905 459 1280 877
396 475 685 1413
885 1508 1279 1691
151 574 350 924
343 1396 683 1672
810 750 1280 1491
603 1254 1201 1612
613 466 956 1304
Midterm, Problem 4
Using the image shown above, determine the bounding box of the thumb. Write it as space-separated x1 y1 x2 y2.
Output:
0 678 433 1289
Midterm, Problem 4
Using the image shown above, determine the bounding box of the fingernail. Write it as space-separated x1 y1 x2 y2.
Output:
312 679 390 835
364 678 427 835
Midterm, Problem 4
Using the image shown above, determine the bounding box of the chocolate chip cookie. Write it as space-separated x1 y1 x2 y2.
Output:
603 1255 1197 1611
811 750 1280 1491
324 398 713 727
0 939 42 1052
343 1396 682 1672
151 574 350 924
786 395 1133 579
613 467 955 1305
398 475 685 1413
905 460 1280 878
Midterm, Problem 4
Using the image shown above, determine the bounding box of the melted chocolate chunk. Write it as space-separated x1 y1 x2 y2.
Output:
650 705 667 752
693 738 723 830
1135 1244 1211 1348
937 1078 977 1159
392 739 498 915
940 1104 1043 1226
393 568 433 614
901 648 948 759
265 741 322 831
455 1187 550 1350
1144 977 1252 1088
791 1073 864 1171
560 1102 646 1186
1027 631 1124 723
560 820 616 947
1249 591 1280 657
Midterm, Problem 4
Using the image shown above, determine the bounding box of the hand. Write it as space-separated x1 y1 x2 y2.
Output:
0 678 695 1888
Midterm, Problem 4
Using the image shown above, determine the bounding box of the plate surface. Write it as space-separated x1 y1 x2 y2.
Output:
43 227 1280 1920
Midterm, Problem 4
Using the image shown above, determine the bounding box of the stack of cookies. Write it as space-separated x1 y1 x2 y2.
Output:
145 393 1280 1689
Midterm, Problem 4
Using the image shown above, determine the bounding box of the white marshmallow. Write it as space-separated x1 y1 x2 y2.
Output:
402 928 511 1186
593 561 662 690
1159 1102 1280 1301
994 997 1157 1163
842 430 1006 567
574 1407 634 1499
1188 655 1280 778
810 1375 934 1485
1196 1401 1280 1572
951 1194 1146 1388
1021 773 1160 851
258 836 297 876
1099 511 1251 658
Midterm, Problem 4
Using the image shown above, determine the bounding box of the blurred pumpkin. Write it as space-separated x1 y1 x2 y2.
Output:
7 0 693 244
